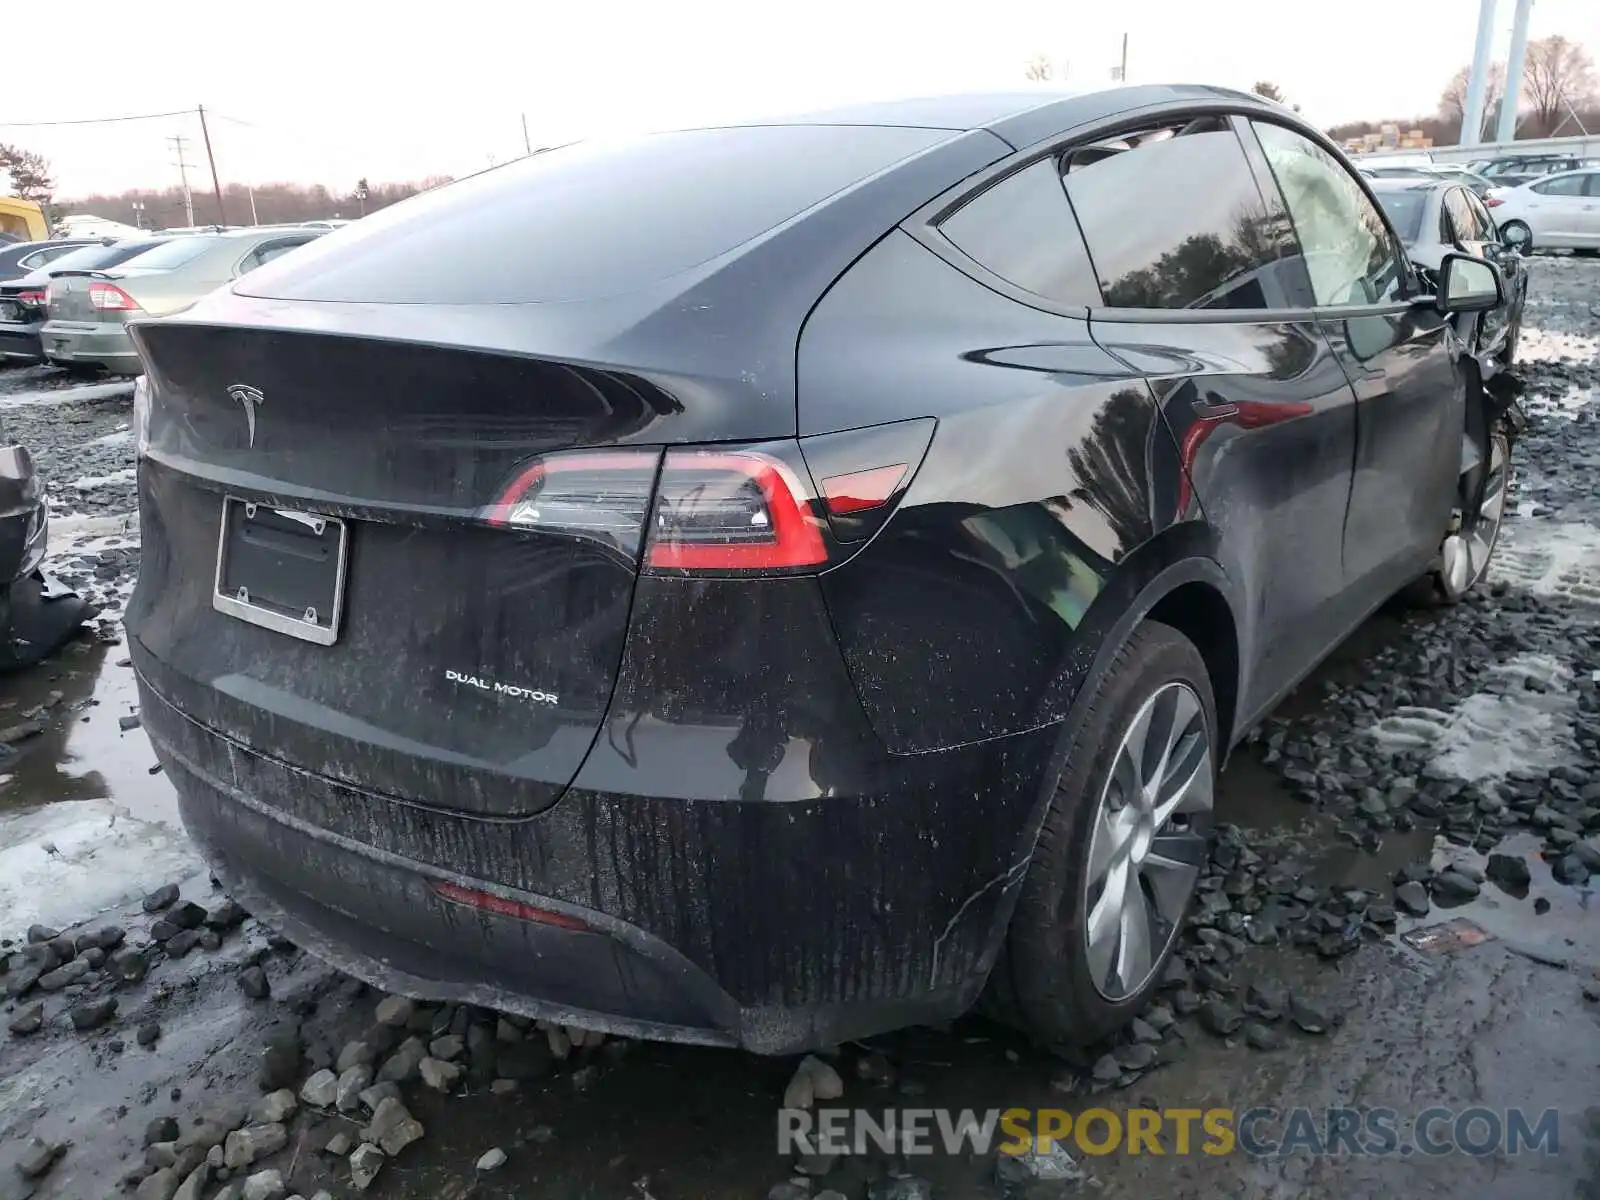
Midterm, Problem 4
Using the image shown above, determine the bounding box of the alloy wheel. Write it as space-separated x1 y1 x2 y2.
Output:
1440 431 1509 597
1082 680 1214 1002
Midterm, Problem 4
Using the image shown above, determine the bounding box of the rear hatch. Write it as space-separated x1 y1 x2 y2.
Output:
126 122 964 818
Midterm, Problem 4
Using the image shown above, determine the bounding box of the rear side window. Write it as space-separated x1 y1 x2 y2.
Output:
1531 173 1586 197
235 124 952 304
238 236 315 275
1061 118 1298 310
1251 121 1405 307
937 158 1100 307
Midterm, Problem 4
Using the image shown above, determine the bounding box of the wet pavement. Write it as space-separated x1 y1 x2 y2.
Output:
1 258 1599 1200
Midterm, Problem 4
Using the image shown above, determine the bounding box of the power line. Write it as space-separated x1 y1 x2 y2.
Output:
0 109 194 128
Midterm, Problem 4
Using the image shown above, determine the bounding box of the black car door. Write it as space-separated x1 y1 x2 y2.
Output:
1058 114 1360 719
1247 119 1461 611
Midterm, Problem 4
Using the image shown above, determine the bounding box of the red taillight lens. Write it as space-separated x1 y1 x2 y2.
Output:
645 449 827 572
15 289 45 306
1484 196 1503 208
481 448 660 559
88 283 140 311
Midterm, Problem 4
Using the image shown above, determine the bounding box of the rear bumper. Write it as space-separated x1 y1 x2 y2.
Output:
133 658 1058 1053
0 445 46 581
39 320 140 373
0 319 43 361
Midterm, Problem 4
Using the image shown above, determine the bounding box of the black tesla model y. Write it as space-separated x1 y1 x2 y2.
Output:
126 85 1519 1053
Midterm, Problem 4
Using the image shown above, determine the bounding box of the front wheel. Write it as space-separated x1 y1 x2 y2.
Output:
1002 621 1216 1048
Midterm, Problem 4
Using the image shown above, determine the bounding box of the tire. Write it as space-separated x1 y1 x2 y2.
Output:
1003 620 1217 1048
1500 221 1532 252
1500 289 1524 368
1410 426 1512 606
1575 248 1600 258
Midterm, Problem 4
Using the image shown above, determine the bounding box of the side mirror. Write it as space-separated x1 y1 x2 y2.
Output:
1435 252 1503 314
1501 223 1530 250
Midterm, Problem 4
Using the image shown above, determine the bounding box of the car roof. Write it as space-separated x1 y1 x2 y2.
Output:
1366 177 1448 193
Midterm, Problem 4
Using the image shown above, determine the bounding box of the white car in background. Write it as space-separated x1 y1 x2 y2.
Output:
1484 168 1600 253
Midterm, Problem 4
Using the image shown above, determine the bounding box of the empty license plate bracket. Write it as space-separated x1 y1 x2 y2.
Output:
213 499 348 645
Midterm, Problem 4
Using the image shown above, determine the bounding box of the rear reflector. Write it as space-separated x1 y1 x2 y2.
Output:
645 449 827 571
431 881 593 931
89 282 140 311
820 464 908 516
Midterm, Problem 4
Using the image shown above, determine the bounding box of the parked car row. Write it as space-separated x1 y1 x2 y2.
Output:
0 226 328 371
1483 167 1600 253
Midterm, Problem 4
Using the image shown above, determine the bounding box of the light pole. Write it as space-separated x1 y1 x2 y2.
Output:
1461 0 1499 148
130 200 145 230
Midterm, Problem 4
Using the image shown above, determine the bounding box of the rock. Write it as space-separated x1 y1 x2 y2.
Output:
495 1017 521 1043
420 1056 462 1092
110 947 151 984
868 1179 934 1200
1394 880 1430 917
37 958 90 991
69 996 117 1031
476 1147 508 1173
145 1117 180 1147
8 1003 44 1036
241 1169 285 1200
151 920 180 943
994 1139 1087 1192
120 713 143 731
1485 853 1532 889
143 884 181 913
17 1137 65 1178
1171 988 1202 1015
253 1089 299 1124
239 966 270 1000
374 996 414 1028
168 901 208 930
1090 1053 1121 1082
1431 869 1481 903
1289 996 1332 1034
324 1132 354 1158
495 1040 552 1081
358 1081 402 1112
1244 1021 1283 1050
1552 853 1592 885
349 1143 384 1192
1127 1016 1162 1044
166 929 203 958
364 1097 424 1157
205 900 249 931
172 1164 210 1200
299 1069 338 1108
1242 981 1287 1022
26 924 59 944
1114 1042 1158 1071
4 964 43 999
1198 998 1244 1037
783 1054 845 1108
428 1034 464 1061
377 1036 427 1084
544 1023 571 1060
138 1021 162 1047
223 1124 288 1170
336 1039 375 1073
137 1168 181 1200
259 1028 302 1090
336 1065 372 1112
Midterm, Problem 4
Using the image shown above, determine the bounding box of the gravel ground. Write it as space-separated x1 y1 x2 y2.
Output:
0 256 1598 1200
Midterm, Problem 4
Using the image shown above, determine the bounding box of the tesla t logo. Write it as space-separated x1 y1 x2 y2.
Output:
226 383 264 448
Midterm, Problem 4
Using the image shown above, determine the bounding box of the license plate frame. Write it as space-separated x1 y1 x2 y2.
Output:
212 498 349 645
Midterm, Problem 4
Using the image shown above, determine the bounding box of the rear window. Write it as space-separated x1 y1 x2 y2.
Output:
116 237 220 271
1373 191 1428 243
235 124 951 304
23 242 118 273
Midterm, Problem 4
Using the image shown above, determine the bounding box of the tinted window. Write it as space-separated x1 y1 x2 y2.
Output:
238 236 315 275
117 236 219 270
937 158 1100 307
1532 173 1586 197
1062 119 1297 310
1251 121 1406 307
1445 188 1495 243
26 242 121 274
19 244 77 269
1373 191 1428 244
235 124 952 304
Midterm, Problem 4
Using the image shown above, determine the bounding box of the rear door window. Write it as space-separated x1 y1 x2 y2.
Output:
1060 117 1300 311
936 158 1100 307
1532 173 1587 197
1250 120 1407 308
234 125 953 304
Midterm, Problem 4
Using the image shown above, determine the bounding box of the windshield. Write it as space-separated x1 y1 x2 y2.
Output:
1374 191 1428 244
115 236 219 271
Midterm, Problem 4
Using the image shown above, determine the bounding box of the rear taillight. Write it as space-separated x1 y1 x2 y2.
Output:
647 449 827 571
88 282 140 311
1484 196 1503 208
483 449 660 559
15 289 44 307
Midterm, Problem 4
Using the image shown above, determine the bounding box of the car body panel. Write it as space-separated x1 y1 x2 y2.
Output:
1488 169 1600 248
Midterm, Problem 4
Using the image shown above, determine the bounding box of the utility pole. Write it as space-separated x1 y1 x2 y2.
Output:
522 113 532 156
247 184 259 226
197 105 227 226
169 134 196 226
1498 0 1535 143
1119 33 1128 83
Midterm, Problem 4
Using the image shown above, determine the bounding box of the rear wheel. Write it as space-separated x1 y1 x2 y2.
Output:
1003 622 1216 1047
1415 426 1511 605
1501 221 1533 252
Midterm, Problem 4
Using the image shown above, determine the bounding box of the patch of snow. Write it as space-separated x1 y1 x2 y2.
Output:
0 380 134 410
83 427 132 448
1492 521 1600 609
1518 327 1600 364
1368 652 1577 784
62 467 136 490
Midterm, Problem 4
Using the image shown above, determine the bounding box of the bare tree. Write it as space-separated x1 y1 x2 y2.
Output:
1252 81 1285 104
1439 62 1506 139
1522 35 1597 136
1024 54 1053 82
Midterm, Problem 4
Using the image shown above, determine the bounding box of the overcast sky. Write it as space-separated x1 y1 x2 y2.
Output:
7 0 1596 199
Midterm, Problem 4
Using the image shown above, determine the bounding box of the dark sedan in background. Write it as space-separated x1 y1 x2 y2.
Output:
1367 176 1529 375
0 238 104 283
0 237 172 362
128 87 1516 1053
